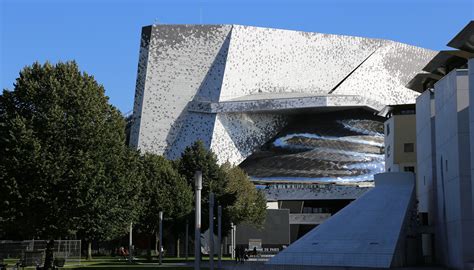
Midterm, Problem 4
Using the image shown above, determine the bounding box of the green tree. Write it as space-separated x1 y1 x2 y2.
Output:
176 141 227 231
138 153 193 257
222 164 266 228
76 148 144 259
176 141 266 234
177 140 225 195
0 61 142 259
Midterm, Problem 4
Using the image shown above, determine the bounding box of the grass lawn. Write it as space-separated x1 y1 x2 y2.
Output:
3 256 232 270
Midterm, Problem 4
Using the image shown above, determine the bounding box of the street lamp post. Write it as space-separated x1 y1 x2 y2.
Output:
129 222 133 263
185 219 189 261
209 193 214 270
217 205 222 269
230 222 234 260
159 211 163 265
194 171 202 270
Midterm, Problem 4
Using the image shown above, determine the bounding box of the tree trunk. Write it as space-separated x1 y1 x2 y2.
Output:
147 235 152 261
154 232 159 256
177 238 180 258
87 241 92 260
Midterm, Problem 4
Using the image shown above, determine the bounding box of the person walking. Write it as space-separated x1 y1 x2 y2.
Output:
235 246 240 264
240 247 246 264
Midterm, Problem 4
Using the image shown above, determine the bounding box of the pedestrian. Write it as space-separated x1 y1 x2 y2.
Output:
235 246 239 263
43 240 54 270
118 246 126 260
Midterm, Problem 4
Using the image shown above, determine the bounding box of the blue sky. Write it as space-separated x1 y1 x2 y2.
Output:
1 0 473 113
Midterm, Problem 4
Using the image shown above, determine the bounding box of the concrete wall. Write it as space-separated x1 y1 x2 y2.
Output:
385 114 416 172
470 59 474 224
393 115 417 166
434 69 474 269
416 90 436 221
415 90 437 263
268 172 416 268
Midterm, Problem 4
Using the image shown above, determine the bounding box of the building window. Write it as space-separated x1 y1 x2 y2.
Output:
404 143 414 153
386 145 391 157
404 166 415 173
386 124 390 135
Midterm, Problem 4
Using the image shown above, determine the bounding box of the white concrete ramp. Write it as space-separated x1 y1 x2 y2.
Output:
267 172 415 268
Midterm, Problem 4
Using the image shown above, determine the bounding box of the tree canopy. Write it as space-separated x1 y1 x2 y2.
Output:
139 153 193 234
176 141 266 234
222 164 267 228
0 62 267 257
0 62 142 247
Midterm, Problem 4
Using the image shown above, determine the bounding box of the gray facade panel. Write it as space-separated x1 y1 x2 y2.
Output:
434 70 474 268
236 209 290 246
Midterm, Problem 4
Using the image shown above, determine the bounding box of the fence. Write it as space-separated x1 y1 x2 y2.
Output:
0 240 81 265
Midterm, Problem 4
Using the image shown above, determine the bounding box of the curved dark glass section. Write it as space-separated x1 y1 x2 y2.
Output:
240 110 385 183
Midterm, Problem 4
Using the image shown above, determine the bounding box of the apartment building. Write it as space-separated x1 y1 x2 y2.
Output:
407 21 474 269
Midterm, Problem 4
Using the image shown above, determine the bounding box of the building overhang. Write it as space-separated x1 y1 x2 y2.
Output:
188 93 385 114
422 50 473 76
447 21 474 53
405 72 443 93
379 103 416 118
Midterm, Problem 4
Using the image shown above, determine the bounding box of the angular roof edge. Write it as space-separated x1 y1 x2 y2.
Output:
143 24 435 50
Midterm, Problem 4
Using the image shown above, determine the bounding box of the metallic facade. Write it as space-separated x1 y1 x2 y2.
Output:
130 24 436 168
